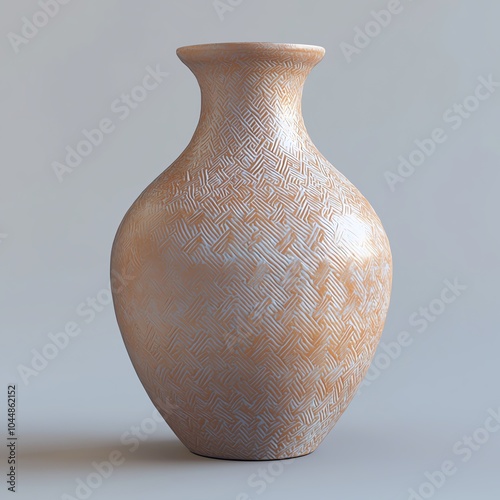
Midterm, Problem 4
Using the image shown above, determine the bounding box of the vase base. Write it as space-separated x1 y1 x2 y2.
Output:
189 449 314 462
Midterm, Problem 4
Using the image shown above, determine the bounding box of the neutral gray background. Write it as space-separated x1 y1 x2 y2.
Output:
1 1 499 499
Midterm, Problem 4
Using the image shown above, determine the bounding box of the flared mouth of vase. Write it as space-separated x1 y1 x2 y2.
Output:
176 42 325 66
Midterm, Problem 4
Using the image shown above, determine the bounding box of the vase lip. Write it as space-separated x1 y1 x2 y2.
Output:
176 42 325 65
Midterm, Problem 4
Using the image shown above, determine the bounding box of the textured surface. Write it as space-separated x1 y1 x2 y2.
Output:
111 42 392 460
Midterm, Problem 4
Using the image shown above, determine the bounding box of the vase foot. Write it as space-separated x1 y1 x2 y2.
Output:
188 449 315 462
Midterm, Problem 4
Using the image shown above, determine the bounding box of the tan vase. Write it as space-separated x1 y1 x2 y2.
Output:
111 42 392 460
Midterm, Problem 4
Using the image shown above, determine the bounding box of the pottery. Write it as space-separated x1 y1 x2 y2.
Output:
111 42 392 460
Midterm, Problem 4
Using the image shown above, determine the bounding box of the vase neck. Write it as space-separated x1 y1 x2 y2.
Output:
177 43 325 148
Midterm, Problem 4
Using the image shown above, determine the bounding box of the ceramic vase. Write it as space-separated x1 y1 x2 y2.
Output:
111 42 392 460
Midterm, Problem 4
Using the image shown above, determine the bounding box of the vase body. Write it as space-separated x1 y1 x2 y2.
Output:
111 43 392 460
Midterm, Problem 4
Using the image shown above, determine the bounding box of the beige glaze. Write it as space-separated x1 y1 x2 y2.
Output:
111 42 392 460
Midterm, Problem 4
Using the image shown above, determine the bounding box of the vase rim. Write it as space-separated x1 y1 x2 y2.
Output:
176 42 325 65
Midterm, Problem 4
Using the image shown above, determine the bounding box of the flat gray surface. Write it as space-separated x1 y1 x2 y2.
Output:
1 1 499 499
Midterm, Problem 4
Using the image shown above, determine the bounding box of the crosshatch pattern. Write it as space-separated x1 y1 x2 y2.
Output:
111 43 392 460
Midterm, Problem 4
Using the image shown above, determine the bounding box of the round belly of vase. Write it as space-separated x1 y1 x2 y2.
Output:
111 170 391 460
